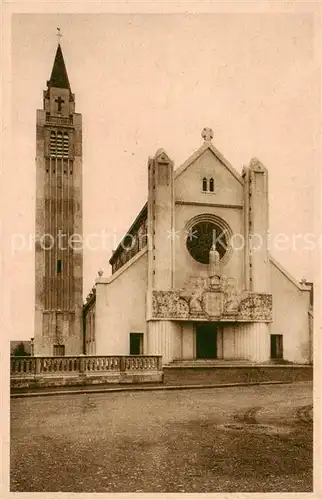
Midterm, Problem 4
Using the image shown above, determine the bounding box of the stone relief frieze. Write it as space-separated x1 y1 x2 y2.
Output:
238 292 272 321
151 288 272 322
151 291 189 319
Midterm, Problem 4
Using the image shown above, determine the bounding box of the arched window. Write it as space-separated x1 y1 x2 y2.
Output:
209 178 214 192
202 177 208 192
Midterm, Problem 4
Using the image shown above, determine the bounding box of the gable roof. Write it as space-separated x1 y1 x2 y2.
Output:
174 141 244 185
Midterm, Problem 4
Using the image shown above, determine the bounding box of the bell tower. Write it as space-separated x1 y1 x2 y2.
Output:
34 39 83 355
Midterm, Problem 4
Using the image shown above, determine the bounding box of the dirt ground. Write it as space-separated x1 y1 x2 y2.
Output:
10 381 313 492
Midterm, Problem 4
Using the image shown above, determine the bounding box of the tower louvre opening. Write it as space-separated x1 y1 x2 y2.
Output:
49 130 69 158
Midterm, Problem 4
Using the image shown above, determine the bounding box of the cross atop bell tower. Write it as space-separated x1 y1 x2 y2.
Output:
56 27 62 44
34 38 83 356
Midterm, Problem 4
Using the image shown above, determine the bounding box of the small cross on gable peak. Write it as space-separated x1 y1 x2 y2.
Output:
201 127 214 143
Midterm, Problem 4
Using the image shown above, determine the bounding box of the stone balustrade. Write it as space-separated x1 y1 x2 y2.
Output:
11 355 162 378
11 357 37 376
123 355 160 371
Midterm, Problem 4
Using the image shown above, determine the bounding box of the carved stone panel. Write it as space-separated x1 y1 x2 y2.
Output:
203 292 223 318
150 289 272 322
152 291 189 319
238 293 272 321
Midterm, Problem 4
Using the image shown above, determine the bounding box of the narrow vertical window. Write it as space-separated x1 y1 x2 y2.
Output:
56 131 63 158
50 131 56 156
63 132 69 158
57 260 62 273
209 178 214 192
202 177 208 192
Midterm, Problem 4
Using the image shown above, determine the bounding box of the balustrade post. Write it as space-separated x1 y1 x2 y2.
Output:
157 356 163 371
35 357 41 375
79 356 85 375
120 356 126 372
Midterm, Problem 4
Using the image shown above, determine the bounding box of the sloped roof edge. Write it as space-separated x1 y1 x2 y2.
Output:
109 203 148 265
174 142 244 185
269 254 311 292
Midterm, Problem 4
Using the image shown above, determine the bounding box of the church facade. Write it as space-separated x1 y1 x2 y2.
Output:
84 128 313 365
32 42 312 364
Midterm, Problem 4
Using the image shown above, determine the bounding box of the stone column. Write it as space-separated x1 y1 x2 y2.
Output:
243 158 270 293
222 322 270 362
147 149 175 291
147 321 182 364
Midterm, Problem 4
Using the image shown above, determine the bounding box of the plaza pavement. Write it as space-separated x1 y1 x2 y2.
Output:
10 381 313 493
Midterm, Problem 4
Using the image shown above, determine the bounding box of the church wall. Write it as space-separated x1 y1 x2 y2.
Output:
95 250 148 355
269 260 311 364
175 148 244 206
174 204 244 291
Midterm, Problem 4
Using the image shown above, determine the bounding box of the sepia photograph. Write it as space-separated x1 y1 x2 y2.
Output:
5 5 320 494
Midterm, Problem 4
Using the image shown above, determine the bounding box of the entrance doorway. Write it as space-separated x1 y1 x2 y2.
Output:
196 323 217 359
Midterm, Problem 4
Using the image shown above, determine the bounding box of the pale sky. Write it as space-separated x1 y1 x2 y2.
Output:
4 12 320 340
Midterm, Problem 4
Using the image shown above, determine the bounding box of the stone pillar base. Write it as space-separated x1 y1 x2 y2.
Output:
147 320 182 364
223 322 270 363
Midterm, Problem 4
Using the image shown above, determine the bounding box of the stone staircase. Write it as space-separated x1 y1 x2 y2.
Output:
165 358 296 367
162 358 312 386
166 358 259 366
